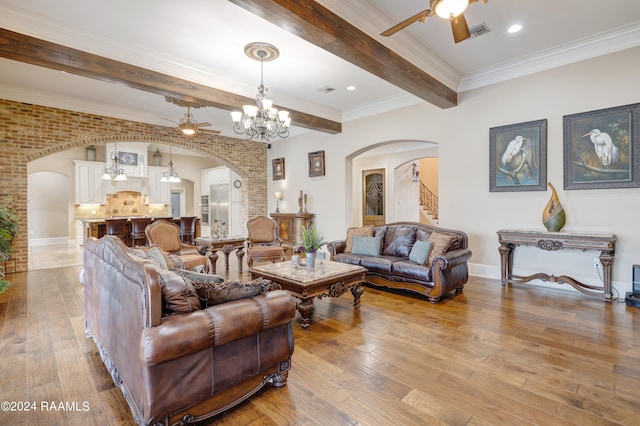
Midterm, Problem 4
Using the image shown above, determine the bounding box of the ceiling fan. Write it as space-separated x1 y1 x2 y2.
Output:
380 0 488 43
163 105 221 136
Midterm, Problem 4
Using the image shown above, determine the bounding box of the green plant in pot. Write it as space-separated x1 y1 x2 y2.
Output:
297 225 326 269
0 196 19 294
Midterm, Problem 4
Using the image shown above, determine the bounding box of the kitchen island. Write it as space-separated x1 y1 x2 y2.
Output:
79 217 200 247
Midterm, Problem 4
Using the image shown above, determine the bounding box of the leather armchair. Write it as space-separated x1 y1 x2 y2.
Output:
145 219 212 273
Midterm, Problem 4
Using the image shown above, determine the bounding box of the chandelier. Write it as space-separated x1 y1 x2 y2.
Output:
230 43 291 141
160 144 181 183
102 143 127 181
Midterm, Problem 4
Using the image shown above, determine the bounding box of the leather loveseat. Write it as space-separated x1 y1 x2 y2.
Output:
82 235 296 425
327 222 472 303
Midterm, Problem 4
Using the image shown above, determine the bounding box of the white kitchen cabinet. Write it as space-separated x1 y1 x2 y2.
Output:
147 166 171 204
74 160 106 204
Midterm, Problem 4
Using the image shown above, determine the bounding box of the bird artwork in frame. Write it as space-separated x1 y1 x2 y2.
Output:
563 103 640 190
489 119 548 192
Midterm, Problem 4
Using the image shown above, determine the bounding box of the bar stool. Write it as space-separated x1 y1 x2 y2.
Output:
179 216 198 245
130 217 151 247
105 218 128 244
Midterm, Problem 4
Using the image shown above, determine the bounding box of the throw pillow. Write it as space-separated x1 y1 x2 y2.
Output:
382 226 417 257
345 225 374 253
427 232 455 266
129 246 175 269
351 235 382 257
156 268 201 315
409 240 433 264
188 277 274 308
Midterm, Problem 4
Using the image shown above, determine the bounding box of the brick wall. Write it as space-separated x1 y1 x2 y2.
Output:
0 99 267 273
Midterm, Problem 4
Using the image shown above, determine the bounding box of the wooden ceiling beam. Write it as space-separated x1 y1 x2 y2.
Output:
0 28 341 134
228 0 458 109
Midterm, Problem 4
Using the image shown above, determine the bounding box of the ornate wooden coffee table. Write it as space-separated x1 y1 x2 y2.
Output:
249 260 367 329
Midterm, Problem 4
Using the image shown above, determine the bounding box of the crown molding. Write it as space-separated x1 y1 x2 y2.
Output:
459 22 640 92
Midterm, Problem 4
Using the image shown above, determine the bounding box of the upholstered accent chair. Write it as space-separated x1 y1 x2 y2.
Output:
246 216 285 268
145 219 212 273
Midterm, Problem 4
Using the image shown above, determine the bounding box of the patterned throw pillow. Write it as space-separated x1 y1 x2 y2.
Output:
345 225 374 253
427 232 455 266
409 240 433 264
351 235 383 256
184 277 275 308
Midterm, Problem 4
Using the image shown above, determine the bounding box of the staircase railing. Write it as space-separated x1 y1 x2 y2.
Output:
419 181 438 220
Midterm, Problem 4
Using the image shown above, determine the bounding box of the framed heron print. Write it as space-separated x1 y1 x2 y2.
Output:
489 119 547 192
563 103 639 190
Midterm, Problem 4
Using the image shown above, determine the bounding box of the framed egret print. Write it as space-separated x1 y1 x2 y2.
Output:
563 103 639 190
489 119 547 192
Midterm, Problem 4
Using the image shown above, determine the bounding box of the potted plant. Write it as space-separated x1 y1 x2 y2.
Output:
298 224 326 269
0 196 19 294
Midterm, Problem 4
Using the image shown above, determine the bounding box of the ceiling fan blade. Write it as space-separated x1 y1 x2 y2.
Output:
162 117 179 125
198 128 221 135
451 12 471 43
380 9 431 36
195 122 212 128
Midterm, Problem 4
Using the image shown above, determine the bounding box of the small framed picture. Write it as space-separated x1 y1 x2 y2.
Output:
563 103 639 190
489 119 547 192
272 157 285 180
118 151 138 166
308 150 325 177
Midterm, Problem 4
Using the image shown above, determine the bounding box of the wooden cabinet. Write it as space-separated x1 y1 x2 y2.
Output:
147 166 170 204
74 160 106 204
271 212 315 250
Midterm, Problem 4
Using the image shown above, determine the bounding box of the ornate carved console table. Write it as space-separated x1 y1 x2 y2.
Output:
497 229 616 302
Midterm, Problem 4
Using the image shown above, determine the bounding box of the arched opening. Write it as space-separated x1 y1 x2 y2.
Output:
345 140 438 227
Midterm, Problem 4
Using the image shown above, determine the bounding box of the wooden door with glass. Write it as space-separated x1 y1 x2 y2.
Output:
362 168 385 226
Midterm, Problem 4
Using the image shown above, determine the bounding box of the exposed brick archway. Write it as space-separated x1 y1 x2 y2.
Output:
1 99 267 273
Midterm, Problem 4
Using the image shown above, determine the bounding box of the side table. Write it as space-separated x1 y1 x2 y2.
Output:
195 236 245 274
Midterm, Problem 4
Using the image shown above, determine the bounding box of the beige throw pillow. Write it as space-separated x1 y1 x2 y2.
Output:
345 225 374 253
426 232 454 266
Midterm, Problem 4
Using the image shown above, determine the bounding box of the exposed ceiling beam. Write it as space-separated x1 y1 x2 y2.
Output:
228 0 458 109
0 28 341 134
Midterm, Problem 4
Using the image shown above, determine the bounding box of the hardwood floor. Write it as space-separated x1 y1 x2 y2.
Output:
1 253 640 425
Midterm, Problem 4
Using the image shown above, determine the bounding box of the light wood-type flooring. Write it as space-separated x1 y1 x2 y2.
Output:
1 249 640 425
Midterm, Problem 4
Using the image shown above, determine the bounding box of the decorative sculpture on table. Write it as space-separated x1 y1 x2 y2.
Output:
542 182 566 232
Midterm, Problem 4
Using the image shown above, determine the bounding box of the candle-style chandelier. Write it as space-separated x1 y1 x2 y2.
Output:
230 42 291 141
102 142 127 181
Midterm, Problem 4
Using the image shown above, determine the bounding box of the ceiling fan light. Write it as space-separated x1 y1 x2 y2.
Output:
179 122 196 135
433 0 469 19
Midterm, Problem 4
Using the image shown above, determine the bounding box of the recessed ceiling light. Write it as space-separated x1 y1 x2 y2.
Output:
346 85 356 91
508 24 522 34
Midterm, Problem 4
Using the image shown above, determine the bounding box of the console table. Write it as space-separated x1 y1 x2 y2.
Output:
270 212 315 251
497 229 616 302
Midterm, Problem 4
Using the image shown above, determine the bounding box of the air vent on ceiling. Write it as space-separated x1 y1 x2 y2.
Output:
317 85 336 94
469 22 491 39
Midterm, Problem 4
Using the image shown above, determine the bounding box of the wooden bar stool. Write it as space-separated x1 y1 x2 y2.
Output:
105 218 128 244
179 216 198 245
130 217 151 247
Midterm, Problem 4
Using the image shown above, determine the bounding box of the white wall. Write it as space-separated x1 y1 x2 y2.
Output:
269 46 640 295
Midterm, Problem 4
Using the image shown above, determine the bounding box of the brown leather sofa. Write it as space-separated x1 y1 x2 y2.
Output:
327 222 472 303
82 235 296 425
